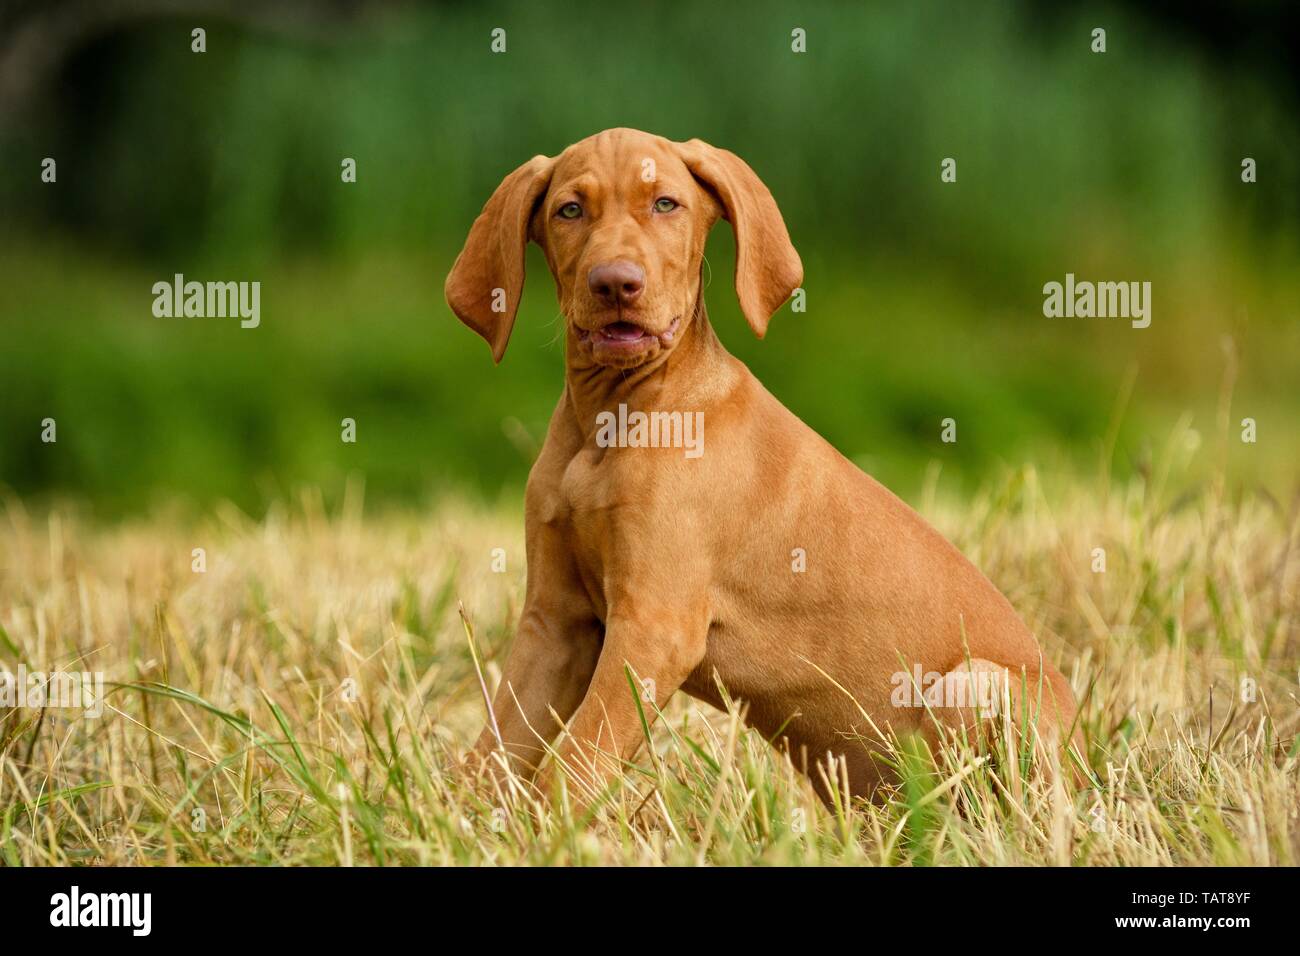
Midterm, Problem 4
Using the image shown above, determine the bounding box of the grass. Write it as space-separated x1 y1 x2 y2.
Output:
1 436 1297 866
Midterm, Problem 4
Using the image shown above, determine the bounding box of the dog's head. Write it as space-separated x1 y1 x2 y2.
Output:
445 128 802 367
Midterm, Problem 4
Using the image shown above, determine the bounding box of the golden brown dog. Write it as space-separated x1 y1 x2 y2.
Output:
446 128 1079 803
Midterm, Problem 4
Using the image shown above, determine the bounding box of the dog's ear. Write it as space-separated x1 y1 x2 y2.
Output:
675 139 802 338
445 155 555 363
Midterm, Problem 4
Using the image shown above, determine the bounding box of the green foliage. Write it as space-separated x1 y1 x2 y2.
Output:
1 0 1296 511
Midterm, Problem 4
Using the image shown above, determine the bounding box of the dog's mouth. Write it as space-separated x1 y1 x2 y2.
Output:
594 321 648 344
576 316 681 357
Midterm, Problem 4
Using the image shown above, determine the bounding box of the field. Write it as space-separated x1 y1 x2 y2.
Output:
2 434 1296 866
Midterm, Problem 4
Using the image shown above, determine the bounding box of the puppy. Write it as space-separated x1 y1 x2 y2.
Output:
447 128 1079 803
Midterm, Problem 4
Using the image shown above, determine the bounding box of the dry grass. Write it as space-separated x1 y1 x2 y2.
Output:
1 447 1297 865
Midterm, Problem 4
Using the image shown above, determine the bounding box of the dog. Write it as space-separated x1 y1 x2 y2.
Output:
446 128 1079 803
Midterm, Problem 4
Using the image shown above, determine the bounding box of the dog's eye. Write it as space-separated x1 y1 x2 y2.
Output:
653 197 678 213
557 202 583 220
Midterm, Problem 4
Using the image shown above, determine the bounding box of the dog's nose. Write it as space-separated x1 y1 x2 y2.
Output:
587 261 645 308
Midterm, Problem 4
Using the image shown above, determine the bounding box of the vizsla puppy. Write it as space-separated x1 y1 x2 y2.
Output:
446 128 1079 803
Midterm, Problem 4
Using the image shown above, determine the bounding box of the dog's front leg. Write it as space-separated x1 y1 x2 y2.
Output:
470 474 604 779
545 605 708 804
472 604 602 781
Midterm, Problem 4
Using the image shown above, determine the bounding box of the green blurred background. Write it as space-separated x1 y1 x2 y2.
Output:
1 0 1296 515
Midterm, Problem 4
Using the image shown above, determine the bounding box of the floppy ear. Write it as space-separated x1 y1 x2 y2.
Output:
675 139 802 338
445 155 555 363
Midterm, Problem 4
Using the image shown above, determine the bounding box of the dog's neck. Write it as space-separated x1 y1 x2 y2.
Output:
562 284 738 434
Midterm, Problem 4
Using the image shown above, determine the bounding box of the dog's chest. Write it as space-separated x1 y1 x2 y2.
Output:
547 447 656 612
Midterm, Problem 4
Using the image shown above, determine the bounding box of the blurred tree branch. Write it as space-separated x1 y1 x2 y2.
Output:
0 0 402 124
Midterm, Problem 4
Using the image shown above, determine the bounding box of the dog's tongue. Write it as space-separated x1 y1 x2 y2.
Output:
602 321 645 341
